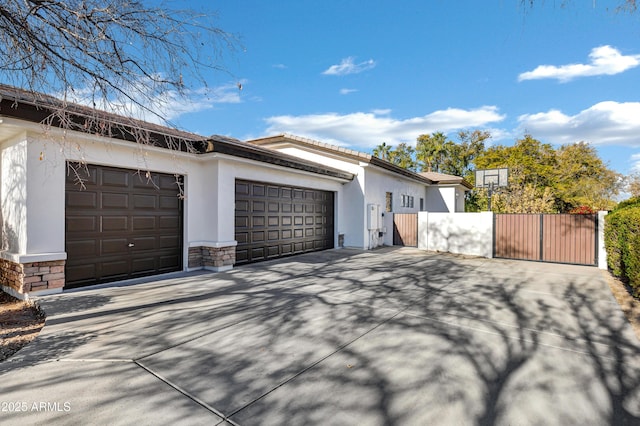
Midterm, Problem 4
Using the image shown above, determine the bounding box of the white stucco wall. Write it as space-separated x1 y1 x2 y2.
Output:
365 166 427 247
1 135 28 256
419 212 494 258
0 126 350 271
425 186 465 213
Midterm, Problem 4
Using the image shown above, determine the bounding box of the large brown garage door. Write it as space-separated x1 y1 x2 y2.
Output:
235 179 334 265
65 163 184 288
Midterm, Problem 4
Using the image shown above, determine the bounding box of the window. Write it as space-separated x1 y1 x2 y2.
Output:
401 194 414 208
420 198 424 211
385 192 393 212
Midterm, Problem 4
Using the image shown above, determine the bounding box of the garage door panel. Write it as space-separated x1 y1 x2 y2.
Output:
102 238 128 254
235 182 250 195
267 246 279 258
132 175 159 189
66 163 183 289
102 192 129 209
102 216 128 231
66 240 97 257
101 259 129 276
132 216 155 230
281 243 292 254
159 195 179 210
102 170 129 187
267 230 279 241
65 264 96 284
235 249 248 262
251 247 265 259
235 179 334 265
236 200 249 212
159 255 181 269
159 235 181 248
133 194 157 209
132 236 156 250
67 216 97 232
159 216 180 229
131 257 156 273
66 191 97 208
158 174 178 190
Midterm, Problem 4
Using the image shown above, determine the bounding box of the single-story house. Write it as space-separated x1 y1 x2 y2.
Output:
248 134 472 248
0 85 470 299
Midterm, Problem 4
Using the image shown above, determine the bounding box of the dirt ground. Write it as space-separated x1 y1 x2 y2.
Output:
0 270 639 363
0 291 45 362
604 272 640 341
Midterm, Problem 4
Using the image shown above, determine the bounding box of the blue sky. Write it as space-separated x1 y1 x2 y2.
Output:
163 0 640 176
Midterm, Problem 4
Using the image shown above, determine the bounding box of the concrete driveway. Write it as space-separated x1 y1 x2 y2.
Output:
1 247 639 425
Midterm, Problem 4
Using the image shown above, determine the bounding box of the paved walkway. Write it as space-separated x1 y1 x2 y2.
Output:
1 248 639 425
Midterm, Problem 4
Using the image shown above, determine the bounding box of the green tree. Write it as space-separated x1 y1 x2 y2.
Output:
388 142 417 171
473 135 620 213
626 173 640 198
440 130 490 178
416 132 447 172
554 142 621 211
373 142 392 161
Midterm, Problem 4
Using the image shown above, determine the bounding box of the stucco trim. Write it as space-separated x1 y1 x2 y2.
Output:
0 251 67 263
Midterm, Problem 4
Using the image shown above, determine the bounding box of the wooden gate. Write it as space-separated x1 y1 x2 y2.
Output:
393 213 418 247
494 214 597 266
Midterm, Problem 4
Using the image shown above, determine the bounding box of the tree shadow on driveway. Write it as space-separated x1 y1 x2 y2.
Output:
1 248 639 425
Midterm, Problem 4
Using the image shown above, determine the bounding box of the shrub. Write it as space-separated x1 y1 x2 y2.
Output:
569 205 596 215
613 196 640 212
605 203 640 296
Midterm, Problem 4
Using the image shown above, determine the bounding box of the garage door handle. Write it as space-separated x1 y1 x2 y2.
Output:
128 243 135 247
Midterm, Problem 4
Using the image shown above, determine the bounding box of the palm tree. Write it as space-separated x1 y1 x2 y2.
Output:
373 142 392 161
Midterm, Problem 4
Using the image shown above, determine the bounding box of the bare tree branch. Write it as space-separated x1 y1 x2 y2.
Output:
0 0 239 130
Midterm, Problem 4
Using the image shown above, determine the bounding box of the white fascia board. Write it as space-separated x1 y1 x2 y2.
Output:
207 152 353 184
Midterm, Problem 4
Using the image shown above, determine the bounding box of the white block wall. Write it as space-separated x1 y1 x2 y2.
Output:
418 212 494 258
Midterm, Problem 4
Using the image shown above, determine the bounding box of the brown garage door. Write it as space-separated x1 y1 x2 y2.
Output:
235 179 334 265
65 163 184 288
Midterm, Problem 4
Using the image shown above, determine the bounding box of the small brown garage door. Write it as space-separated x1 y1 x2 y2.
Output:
65 163 183 288
235 179 334 265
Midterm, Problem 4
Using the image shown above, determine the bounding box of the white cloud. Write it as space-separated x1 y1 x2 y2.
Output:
322 57 376 76
264 106 505 148
272 64 287 69
339 88 358 95
518 45 640 82
518 101 640 146
64 79 243 124
631 153 640 172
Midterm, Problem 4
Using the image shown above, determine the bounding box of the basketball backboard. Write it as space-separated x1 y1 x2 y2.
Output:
475 168 508 189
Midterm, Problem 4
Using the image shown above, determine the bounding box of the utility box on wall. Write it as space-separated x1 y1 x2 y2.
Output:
367 204 381 230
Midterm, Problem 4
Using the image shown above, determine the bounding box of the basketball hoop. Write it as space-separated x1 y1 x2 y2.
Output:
474 168 509 211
